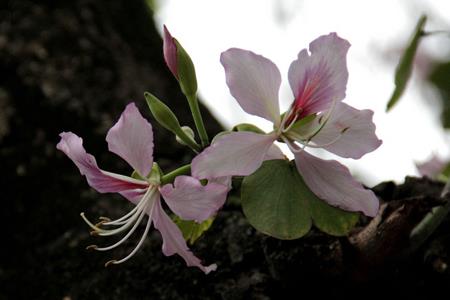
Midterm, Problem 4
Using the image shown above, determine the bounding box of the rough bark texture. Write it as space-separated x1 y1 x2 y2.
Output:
2 1 450 299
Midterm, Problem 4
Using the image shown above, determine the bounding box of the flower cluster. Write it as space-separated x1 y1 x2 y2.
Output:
192 33 381 217
57 26 381 273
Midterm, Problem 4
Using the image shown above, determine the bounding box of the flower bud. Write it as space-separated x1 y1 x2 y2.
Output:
144 92 200 152
163 25 198 97
175 126 195 146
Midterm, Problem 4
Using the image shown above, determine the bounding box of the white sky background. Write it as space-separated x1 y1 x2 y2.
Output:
155 0 450 186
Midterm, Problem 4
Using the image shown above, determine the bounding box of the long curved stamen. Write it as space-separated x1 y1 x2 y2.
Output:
304 98 337 141
105 207 153 267
100 189 150 226
100 170 148 186
94 204 149 251
80 188 150 233
278 106 298 135
81 213 108 233
80 189 151 234
84 185 160 267
281 113 299 134
95 189 155 236
301 129 348 149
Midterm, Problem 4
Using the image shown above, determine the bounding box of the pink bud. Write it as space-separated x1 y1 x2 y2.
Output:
163 25 178 78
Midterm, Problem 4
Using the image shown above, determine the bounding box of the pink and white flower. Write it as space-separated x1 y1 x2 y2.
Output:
57 103 228 273
192 33 382 217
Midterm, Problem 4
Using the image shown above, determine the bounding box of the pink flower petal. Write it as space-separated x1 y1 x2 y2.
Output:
294 150 379 217
264 143 286 160
192 131 278 179
160 176 228 222
308 103 382 159
163 25 178 78
288 33 350 117
57 132 148 194
106 103 154 178
221 48 281 124
416 155 447 178
152 198 217 274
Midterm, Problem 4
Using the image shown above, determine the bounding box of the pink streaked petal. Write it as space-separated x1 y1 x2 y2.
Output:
57 132 148 194
416 155 447 178
309 103 382 159
152 198 217 274
106 103 154 178
160 176 228 222
288 33 350 116
221 48 281 124
192 131 278 179
294 151 379 217
163 25 178 78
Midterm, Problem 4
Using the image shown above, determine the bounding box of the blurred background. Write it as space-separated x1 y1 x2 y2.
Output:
1 0 450 298
156 0 450 185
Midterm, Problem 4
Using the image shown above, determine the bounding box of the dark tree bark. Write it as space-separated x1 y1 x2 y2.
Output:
1 1 450 299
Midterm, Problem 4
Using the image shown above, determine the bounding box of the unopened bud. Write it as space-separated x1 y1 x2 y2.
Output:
176 126 195 146
163 25 198 97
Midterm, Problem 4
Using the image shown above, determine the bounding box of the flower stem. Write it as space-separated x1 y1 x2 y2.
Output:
161 164 191 185
187 94 209 148
409 180 450 251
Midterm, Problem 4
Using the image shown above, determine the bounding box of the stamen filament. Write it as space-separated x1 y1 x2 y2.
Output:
100 170 149 186
94 198 152 251
101 190 151 226
95 190 154 236
80 213 107 233
105 209 153 266
305 98 337 141
281 113 299 133
302 132 346 148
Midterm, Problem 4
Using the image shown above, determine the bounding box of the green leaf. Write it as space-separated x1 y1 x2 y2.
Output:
241 160 359 239
386 15 427 112
173 216 214 245
308 192 359 236
428 61 450 128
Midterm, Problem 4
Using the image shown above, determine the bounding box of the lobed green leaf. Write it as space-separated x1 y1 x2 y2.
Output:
241 159 359 239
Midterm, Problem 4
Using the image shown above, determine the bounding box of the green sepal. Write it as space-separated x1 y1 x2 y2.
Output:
386 15 427 112
131 170 146 181
284 114 317 141
289 114 316 132
173 216 214 245
232 123 266 134
210 130 232 144
144 92 200 152
241 159 359 239
131 163 162 184
175 39 198 98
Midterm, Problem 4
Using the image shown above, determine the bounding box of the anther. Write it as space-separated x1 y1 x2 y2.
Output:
86 245 98 251
95 220 107 227
99 217 111 222
105 260 117 267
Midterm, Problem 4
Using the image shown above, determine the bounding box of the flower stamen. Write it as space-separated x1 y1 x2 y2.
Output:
82 186 158 267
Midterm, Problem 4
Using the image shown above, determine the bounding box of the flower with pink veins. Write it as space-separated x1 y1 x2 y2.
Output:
192 33 382 217
57 103 228 273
